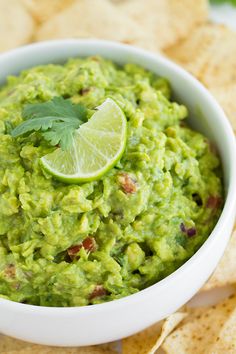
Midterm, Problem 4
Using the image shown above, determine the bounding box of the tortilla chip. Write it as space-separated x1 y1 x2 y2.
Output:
0 335 32 351
165 23 236 87
169 0 208 42
0 337 114 353
201 231 236 291
122 312 186 354
35 0 155 51
20 0 75 23
209 85 236 134
0 334 117 354
117 0 208 50
210 303 236 353
162 294 236 353
0 0 35 52
2 348 116 354
117 0 170 50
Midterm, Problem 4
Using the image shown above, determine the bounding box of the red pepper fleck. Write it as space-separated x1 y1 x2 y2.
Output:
206 196 222 209
118 173 138 194
89 285 107 300
67 237 97 260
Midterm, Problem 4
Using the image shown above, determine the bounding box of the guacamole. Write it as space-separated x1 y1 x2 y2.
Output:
0 57 223 306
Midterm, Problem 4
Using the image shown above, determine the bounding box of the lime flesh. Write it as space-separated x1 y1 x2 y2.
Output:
40 98 127 183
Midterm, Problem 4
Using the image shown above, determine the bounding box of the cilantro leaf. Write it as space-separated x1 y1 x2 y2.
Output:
23 97 86 121
11 97 87 150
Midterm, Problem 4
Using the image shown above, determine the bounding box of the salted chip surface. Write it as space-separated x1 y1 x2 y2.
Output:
165 23 236 87
0 341 117 354
20 0 75 23
117 0 208 49
202 230 236 291
162 294 236 353
122 312 186 354
169 0 208 41
0 0 35 52
35 0 155 50
117 0 170 50
0 335 32 352
210 302 236 353
1 349 116 354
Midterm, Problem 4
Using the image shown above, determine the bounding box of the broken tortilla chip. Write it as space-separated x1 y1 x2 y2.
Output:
122 312 186 354
169 0 208 42
117 0 208 50
201 230 236 291
162 294 236 353
165 23 236 87
0 340 117 354
35 0 155 51
210 301 236 353
20 0 75 23
0 335 32 352
0 0 35 52
1 348 117 354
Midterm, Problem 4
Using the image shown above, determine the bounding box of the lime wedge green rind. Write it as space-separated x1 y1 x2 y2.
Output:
40 98 127 183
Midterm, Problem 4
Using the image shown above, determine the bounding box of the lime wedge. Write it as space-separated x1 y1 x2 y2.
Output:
40 98 127 183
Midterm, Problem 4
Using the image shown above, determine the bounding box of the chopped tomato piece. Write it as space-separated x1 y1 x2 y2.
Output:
206 195 222 209
67 244 82 258
67 237 97 259
89 285 107 300
82 237 97 252
118 173 137 194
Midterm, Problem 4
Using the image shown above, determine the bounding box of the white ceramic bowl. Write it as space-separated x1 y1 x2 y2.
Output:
0 39 236 347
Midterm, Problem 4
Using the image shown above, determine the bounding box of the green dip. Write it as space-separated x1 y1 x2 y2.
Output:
0 57 223 306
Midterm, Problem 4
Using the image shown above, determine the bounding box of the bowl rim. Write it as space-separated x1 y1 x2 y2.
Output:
0 38 236 314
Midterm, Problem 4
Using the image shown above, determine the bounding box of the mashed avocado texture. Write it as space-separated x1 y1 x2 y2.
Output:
0 57 223 306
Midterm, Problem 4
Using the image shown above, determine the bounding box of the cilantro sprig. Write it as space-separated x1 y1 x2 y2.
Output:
11 97 87 150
